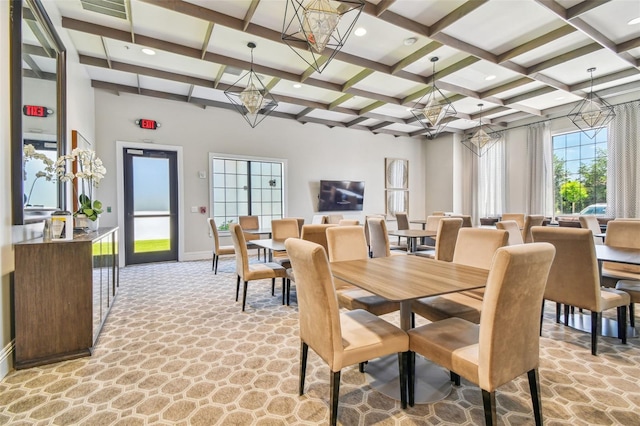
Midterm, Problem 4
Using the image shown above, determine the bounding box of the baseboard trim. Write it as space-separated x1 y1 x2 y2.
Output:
0 340 15 380
182 251 211 262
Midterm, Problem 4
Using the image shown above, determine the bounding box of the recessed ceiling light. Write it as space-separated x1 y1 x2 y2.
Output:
141 48 156 55
628 17 640 25
404 37 417 46
555 96 565 101
293 83 302 89
485 75 496 81
354 27 367 37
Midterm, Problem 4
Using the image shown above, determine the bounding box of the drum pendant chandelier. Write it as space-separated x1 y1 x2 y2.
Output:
224 42 278 128
281 0 365 73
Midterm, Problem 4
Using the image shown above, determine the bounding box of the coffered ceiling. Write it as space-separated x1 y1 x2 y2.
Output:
40 0 640 138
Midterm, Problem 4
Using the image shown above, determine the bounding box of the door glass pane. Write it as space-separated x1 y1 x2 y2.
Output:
132 156 170 253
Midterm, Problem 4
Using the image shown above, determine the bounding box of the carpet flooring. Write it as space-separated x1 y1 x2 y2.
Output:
1 257 640 425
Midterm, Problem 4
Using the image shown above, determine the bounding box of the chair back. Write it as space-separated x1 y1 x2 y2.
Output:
292 217 305 235
496 220 524 245
579 215 603 245
239 215 260 241
338 219 360 226
271 218 300 241
425 215 444 232
326 226 368 262
478 243 555 391
531 226 601 311
395 212 409 230
326 214 344 224
452 228 509 269
229 224 250 279
606 220 640 249
300 224 335 253
434 218 463 262
522 215 545 243
363 214 384 246
209 218 222 254
451 214 473 228
368 217 392 258
285 238 343 370
432 211 445 216
501 213 525 229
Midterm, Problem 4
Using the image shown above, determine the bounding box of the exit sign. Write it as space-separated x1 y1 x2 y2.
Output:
136 118 160 130
23 105 52 117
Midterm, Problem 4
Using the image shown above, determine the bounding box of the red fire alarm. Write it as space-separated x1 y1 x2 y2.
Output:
135 118 160 129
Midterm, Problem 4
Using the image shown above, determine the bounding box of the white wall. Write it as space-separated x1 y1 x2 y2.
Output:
424 133 454 214
94 91 427 259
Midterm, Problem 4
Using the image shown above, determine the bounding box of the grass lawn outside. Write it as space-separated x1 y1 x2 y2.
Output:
135 239 170 253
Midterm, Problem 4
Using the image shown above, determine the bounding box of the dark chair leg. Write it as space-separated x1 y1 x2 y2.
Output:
242 281 249 312
555 302 561 323
398 352 408 409
286 279 292 306
482 389 497 426
564 304 570 325
212 253 216 271
618 306 627 344
329 370 341 426
540 300 545 336
359 362 366 373
411 312 415 329
408 352 415 407
271 278 276 296
282 278 286 305
527 369 543 426
630 303 635 328
299 341 308 396
591 311 600 355
235 275 241 301
450 371 460 386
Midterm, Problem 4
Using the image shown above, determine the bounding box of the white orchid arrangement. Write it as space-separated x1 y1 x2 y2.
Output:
23 144 56 206
55 148 107 221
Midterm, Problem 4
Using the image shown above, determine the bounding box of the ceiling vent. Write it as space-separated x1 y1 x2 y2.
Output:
80 0 127 20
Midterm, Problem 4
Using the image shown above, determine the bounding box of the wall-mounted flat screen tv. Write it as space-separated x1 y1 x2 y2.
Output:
318 180 365 211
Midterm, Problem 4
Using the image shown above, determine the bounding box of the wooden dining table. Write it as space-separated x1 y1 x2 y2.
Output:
331 255 488 403
251 238 286 262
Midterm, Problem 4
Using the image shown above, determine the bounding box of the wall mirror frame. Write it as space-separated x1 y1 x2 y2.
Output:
10 0 67 225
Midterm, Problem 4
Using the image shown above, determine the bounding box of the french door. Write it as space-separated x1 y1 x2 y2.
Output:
123 148 178 264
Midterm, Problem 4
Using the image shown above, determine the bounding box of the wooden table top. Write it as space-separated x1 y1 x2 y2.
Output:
251 238 287 251
595 245 640 265
244 228 272 235
387 229 437 238
331 255 488 302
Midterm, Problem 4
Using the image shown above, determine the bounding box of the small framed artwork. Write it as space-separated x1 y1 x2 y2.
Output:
385 158 408 189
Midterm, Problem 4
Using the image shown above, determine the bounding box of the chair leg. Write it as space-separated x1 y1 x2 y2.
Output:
235 275 241 301
630 303 635 328
286 279 291 306
618 306 627 345
282 278 286 305
359 362 366 373
398 352 408 409
450 371 460 386
564 304 570 325
271 278 275 296
591 311 600 355
540 300 545 336
242 281 249 312
411 312 415 329
299 341 308 396
212 253 216 271
555 302 561 323
482 389 497 426
527 369 543 426
214 255 220 274
329 370 341 426
408 352 415 407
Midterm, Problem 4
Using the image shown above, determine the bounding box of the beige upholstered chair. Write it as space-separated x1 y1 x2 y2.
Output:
292 217 305 235
326 214 344 224
229 224 287 312
338 219 360 226
451 214 473 228
271 218 300 269
408 243 556 426
432 211 445 216
367 217 405 258
239 215 265 260
412 228 509 324
522 215 545 243
326 226 399 316
425 215 444 231
208 218 235 274
415 218 462 261
501 213 525 229
285 224 336 305
285 238 409 426
531 226 629 355
393 211 410 247
363 214 384 256
602 220 640 286
579 215 604 245
496 220 524 245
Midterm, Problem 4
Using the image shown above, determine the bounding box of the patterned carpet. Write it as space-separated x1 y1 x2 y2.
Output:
1 257 640 425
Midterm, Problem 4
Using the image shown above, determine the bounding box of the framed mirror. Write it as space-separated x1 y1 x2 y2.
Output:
11 0 67 225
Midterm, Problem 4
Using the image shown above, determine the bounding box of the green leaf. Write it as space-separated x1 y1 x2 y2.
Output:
93 200 102 210
79 193 90 205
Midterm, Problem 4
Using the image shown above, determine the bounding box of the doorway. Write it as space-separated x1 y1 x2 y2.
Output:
123 147 178 264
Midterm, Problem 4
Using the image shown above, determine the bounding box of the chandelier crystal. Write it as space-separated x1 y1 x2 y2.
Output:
461 104 502 157
567 67 615 139
223 42 278 128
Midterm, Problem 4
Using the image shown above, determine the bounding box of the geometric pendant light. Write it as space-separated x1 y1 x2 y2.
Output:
409 57 457 139
567 67 615 139
281 0 365 73
461 103 503 157
224 43 278 128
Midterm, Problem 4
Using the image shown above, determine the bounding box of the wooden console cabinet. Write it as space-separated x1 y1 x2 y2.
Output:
14 227 119 369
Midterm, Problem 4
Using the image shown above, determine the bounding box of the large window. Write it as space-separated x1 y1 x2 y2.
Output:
553 128 607 216
210 155 284 231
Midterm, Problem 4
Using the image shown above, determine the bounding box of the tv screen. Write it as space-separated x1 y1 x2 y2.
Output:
318 180 365 211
